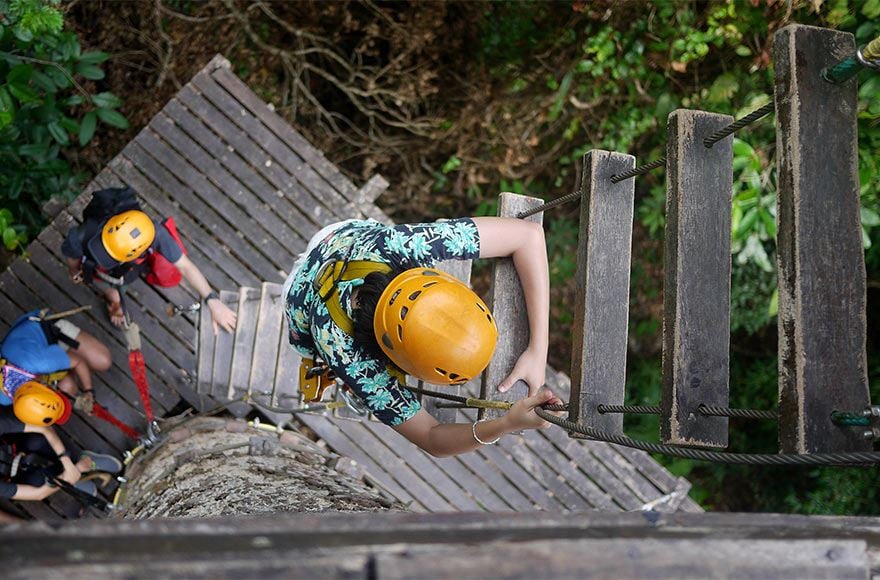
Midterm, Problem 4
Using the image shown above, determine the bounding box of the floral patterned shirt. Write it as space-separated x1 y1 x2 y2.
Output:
284 218 481 426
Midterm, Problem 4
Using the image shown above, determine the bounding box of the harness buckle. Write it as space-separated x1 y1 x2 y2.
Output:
299 358 336 402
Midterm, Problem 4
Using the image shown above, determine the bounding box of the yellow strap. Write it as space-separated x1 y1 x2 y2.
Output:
316 260 392 335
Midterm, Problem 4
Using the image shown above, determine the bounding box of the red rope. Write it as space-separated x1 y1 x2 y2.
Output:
92 403 141 440
128 350 154 424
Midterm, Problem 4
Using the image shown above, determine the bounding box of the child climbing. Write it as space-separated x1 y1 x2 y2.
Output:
283 216 561 457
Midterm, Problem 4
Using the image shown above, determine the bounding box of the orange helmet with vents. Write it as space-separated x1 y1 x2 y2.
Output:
373 268 497 385
88 210 155 267
13 382 72 427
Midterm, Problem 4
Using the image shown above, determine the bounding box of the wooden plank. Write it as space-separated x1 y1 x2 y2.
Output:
274 323 302 406
107 160 252 291
196 291 216 398
228 287 261 401
497 433 591 512
773 25 871 454
160 101 320 243
331 418 453 512
247 283 285 421
375 539 869 580
132 130 289 279
611 445 703 512
196 72 361 219
149 113 310 250
661 109 734 448
209 64 361 200
522 430 614 510
178 82 348 226
582 441 664 504
296 414 421 510
480 193 544 421
121 140 276 283
210 291 238 402
361 421 482 512
569 150 635 436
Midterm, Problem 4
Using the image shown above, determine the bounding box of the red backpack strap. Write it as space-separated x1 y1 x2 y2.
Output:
162 217 187 255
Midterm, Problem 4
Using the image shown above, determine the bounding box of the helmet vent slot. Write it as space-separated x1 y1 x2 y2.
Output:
397 325 403 340
382 333 394 350
43 417 52 424
400 306 409 320
448 373 460 381
423 281 439 288
435 368 448 376
476 303 486 312
422 270 440 276
389 289 402 305
408 290 422 301
487 314 492 323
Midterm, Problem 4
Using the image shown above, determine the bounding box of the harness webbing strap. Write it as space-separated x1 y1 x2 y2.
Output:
316 260 391 335
128 350 154 424
93 403 141 440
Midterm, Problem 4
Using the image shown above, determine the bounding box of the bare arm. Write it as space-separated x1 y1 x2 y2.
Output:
23 425 80 484
174 254 237 334
393 390 560 457
471 216 550 395
12 484 57 501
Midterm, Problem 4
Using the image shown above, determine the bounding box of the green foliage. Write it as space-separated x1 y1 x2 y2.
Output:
0 0 126 247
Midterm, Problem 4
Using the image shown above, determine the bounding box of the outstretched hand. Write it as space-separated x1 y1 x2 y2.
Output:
497 346 547 396
209 299 237 335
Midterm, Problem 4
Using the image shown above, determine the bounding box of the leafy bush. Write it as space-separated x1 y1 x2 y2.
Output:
0 0 127 247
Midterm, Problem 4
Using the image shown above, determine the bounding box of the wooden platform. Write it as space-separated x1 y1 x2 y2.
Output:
0 54 700 519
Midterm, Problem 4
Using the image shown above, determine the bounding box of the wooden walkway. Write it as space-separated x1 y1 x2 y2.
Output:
0 55 700 520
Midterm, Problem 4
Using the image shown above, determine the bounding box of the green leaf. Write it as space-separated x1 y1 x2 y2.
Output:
768 287 778 318
47 121 69 146
61 94 84 107
862 0 880 19
759 207 777 238
7 82 39 103
708 73 739 103
46 66 71 89
861 207 880 227
18 142 49 158
91 92 122 109
2 227 18 249
735 45 752 57
78 51 110 65
0 209 12 223
0 86 14 130
79 111 97 145
7 64 33 85
31 71 56 93
75 63 105 81
95 108 129 129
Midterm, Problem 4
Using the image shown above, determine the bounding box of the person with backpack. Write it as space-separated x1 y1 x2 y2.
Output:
1 309 111 416
284 216 561 457
60 187 237 334
0 405 120 503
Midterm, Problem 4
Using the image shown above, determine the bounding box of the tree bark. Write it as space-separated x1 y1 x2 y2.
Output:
118 417 406 519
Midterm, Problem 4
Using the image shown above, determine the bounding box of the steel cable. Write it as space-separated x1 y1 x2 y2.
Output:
703 101 775 148
534 407 880 465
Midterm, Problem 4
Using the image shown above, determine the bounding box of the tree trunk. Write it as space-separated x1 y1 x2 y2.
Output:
117 417 406 518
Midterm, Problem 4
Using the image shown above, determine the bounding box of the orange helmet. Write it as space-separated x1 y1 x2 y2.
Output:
13 382 72 427
373 268 497 385
88 210 155 267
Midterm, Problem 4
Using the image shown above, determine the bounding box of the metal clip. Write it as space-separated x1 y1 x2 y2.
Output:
166 302 201 317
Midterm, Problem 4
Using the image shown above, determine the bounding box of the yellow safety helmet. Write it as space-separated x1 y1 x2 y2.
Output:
13 381 71 427
373 268 497 385
88 210 155 267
